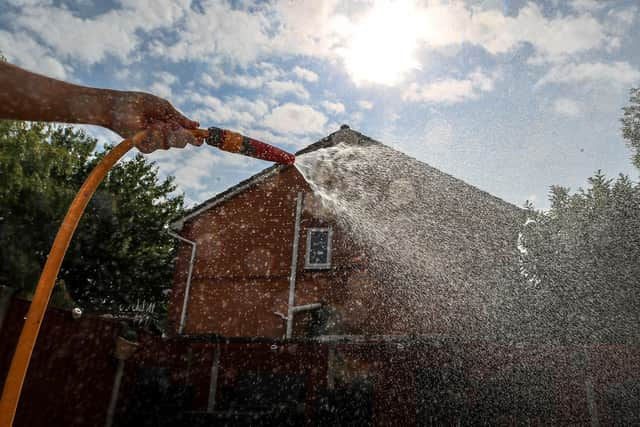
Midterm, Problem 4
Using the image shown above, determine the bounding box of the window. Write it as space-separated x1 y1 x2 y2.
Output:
305 228 332 269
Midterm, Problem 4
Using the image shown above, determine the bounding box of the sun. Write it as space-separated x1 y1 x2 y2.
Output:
342 0 422 86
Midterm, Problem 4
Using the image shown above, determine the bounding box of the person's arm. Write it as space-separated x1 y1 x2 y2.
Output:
0 61 202 153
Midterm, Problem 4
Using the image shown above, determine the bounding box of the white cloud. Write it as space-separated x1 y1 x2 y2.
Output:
200 73 219 88
148 149 209 192
403 69 498 104
3 0 635 91
403 79 471 104
604 6 637 37
537 61 640 89
320 100 346 114
272 1 622 85
124 0 192 31
149 82 173 99
553 98 581 117
199 62 283 90
469 69 497 91
469 3 607 62
149 1 272 65
0 30 68 79
349 111 364 128
157 71 178 86
227 96 270 120
226 73 273 90
569 0 606 13
266 80 310 100
114 68 132 82
143 1 345 73
262 103 327 135
148 71 179 99
5 0 53 4
148 144 255 197
330 1 614 71
6 0 188 65
186 93 266 127
271 0 348 60
75 124 122 147
292 66 319 82
12 1 178 64
357 100 374 110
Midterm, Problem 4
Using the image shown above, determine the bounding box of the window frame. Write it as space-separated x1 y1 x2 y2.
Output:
304 227 333 270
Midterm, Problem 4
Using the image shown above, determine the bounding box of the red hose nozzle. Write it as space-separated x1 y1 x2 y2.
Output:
204 127 295 165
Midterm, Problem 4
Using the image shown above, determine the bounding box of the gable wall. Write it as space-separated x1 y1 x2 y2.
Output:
169 166 378 337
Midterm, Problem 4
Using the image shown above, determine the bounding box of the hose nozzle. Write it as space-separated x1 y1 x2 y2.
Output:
204 126 295 165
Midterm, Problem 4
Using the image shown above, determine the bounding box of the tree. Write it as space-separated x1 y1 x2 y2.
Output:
510 88 640 343
0 121 184 314
515 177 640 343
0 122 94 296
622 87 640 168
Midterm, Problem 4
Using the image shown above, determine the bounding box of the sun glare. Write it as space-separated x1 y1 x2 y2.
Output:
343 1 421 86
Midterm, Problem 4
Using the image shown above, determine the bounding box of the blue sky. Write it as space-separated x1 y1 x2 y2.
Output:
1 0 639 209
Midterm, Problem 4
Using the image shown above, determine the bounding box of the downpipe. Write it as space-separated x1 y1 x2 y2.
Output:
167 230 197 335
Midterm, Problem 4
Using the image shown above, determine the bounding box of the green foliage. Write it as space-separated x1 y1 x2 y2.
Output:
0 122 94 292
622 87 640 169
0 121 183 314
67 149 184 311
517 171 640 343
509 90 640 343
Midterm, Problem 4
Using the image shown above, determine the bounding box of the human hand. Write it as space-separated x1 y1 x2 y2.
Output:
107 91 204 153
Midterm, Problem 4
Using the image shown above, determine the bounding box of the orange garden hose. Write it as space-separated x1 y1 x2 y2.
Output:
0 135 139 427
0 125 295 426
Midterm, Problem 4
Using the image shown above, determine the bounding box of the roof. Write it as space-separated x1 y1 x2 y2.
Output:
171 125 522 230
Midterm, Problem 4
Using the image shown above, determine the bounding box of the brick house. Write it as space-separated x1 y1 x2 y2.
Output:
167 125 523 340
1 126 634 425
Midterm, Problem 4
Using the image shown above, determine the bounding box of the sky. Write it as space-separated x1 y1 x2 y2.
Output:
1 0 639 209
